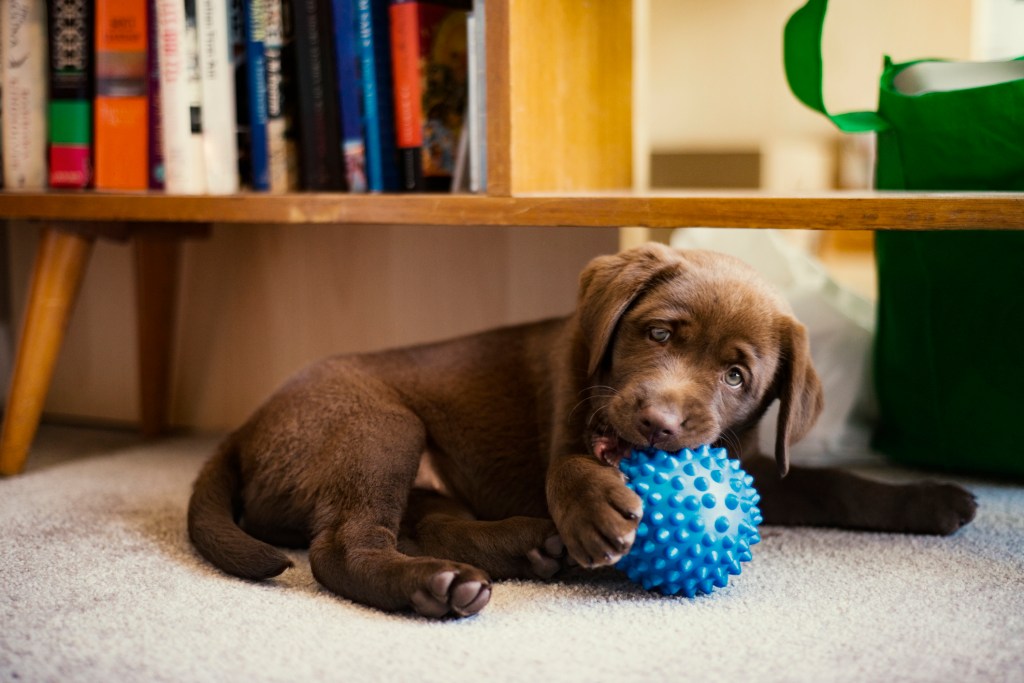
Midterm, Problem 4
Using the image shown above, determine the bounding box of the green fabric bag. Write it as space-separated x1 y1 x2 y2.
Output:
784 0 1024 478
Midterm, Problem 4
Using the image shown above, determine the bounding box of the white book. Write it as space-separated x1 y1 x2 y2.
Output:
466 3 487 193
156 0 205 194
196 0 238 194
1 0 48 190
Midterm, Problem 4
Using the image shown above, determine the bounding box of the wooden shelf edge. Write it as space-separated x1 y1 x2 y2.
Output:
0 190 1021 230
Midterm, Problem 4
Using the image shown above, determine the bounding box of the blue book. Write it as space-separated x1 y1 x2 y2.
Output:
356 0 400 192
244 0 270 191
331 0 368 192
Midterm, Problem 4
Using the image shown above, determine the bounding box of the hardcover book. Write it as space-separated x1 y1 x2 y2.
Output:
197 0 239 193
47 0 94 188
389 0 469 192
356 0 400 192
95 0 150 190
331 0 367 192
290 0 343 190
3 0 49 190
244 0 270 190
264 0 297 192
156 0 206 193
147 0 165 188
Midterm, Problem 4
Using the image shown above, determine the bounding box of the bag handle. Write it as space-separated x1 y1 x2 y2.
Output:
783 0 891 133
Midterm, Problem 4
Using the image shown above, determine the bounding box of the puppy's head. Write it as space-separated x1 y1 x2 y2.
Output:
575 243 822 476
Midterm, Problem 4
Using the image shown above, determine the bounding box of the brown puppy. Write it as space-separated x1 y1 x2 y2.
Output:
188 244 976 618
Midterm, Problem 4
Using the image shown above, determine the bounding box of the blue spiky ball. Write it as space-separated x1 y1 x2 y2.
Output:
616 446 763 598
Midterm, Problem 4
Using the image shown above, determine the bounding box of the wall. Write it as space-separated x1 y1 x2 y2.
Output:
7 225 618 431
645 0 973 151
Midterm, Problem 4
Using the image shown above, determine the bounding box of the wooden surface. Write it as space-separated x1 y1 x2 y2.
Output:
134 235 181 438
507 0 633 192
484 0 511 196
0 228 93 475
2 191 1023 229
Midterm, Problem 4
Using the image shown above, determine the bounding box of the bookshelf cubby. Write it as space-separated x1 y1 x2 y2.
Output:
0 0 1020 474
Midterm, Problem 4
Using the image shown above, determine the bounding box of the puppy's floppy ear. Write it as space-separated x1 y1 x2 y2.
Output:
773 318 824 477
576 243 682 376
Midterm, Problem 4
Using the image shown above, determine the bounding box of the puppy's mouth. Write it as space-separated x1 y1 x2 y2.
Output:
589 425 717 467
589 433 633 467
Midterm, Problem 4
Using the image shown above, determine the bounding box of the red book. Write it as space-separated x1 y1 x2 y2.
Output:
389 0 469 192
95 0 150 190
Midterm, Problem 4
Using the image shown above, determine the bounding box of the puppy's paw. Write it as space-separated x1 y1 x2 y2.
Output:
559 480 643 569
410 566 492 619
901 481 978 535
526 535 565 580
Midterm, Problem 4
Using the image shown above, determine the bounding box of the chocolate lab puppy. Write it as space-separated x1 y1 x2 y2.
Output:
188 243 976 618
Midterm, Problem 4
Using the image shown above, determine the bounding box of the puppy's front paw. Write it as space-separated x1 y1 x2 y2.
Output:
901 481 978 535
559 478 643 568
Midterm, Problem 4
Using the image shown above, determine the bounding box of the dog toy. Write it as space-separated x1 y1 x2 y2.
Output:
616 445 762 598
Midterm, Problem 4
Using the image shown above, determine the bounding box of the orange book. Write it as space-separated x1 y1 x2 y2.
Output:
94 0 149 190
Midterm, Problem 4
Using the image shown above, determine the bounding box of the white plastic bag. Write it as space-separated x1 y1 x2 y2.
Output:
670 228 878 466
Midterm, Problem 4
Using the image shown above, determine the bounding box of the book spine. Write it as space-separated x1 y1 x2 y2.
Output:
331 0 367 192
95 0 150 190
356 0 399 192
388 0 423 191
467 0 485 193
3 0 49 190
196 0 238 193
264 0 290 192
156 0 202 193
47 0 93 189
0 7 4 188
147 0 165 189
244 0 270 191
290 0 343 190
184 0 207 192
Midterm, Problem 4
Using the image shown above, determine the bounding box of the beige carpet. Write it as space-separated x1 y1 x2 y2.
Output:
2 425 1022 682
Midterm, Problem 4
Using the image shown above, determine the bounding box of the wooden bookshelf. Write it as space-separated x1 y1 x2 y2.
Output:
0 190 1022 230
1 0 1022 475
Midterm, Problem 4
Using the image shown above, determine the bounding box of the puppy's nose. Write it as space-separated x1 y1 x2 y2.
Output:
638 406 682 446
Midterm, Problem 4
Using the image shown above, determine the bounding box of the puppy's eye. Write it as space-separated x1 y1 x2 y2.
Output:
724 367 744 387
649 327 671 343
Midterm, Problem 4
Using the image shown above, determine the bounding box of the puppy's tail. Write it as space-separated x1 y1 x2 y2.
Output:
187 439 293 580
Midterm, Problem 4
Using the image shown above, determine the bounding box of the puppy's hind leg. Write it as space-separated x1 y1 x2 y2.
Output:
401 490 564 580
745 456 977 535
307 422 492 618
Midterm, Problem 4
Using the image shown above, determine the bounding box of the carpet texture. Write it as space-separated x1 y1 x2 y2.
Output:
1 427 1022 682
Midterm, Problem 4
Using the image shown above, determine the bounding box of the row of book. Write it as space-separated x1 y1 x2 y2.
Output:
0 0 486 194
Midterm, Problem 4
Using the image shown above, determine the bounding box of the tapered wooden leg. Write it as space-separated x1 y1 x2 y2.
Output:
135 235 181 438
0 228 94 475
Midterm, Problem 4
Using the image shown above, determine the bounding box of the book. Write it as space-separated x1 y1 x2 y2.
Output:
466 0 485 193
156 0 205 193
183 0 207 192
243 0 270 190
3 0 49 190
47 0 94 189
389 0 470 192
197 0 239 193
356 0 400 192
147 0 165 188
0 8 4 187
330 0 367 192
290 0 343 190
95 0 150 190
264 0 297 192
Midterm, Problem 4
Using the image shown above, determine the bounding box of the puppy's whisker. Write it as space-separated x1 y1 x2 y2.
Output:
580 384 619 393
567 394 617 422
